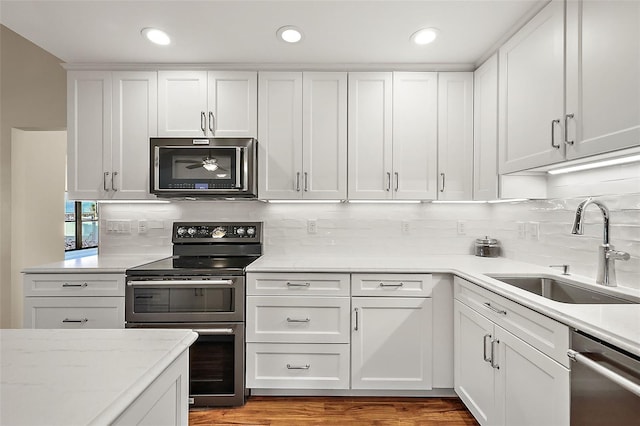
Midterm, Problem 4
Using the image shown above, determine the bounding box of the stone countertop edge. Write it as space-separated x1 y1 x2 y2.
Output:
89 330 198 425
21 254 170 274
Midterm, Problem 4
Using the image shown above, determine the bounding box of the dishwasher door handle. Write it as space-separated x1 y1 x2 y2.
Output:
568 349 640 397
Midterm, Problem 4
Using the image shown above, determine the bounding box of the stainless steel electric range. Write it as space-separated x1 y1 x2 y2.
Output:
125 221 262 407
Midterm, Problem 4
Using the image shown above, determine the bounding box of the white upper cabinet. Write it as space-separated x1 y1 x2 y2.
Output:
349 72 440 200
438 72 474 201
498 0 565 173
158 70 257 138
258 72 347 200
565 0 640 159
67 70 157 200
473 55 499 201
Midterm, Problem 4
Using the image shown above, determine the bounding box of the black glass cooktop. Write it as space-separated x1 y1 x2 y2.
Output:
126 255 260 276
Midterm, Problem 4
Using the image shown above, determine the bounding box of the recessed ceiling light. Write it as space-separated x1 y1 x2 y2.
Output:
411 28 439 45
141 27 171 46
277 26 303 43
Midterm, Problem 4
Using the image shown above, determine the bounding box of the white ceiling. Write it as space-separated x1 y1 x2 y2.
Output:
0 0 544 67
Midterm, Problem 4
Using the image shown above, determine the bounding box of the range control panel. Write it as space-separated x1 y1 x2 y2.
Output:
172 222 262 243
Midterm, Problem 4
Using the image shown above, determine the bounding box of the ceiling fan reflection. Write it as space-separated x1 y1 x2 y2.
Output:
175 157 228 174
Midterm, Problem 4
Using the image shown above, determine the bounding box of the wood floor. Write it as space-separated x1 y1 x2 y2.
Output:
189 396 479 425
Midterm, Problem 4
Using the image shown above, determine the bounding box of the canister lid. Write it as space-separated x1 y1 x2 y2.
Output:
475 236 499 245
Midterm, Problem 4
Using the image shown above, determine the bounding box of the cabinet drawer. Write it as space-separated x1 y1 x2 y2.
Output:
246 343 349 389
23 273 125 297
23 297 125 329
247 296 350 343
352 274 433 297
454 277 569 367
247 273 350 296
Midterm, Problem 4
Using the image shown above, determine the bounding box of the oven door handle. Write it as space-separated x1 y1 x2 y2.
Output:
193 328 235 335
127 279 234 287
568 349 640 397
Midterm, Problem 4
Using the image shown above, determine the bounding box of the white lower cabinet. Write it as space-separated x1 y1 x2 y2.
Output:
454 277 570 426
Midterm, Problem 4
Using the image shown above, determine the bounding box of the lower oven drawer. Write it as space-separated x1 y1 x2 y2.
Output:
23 297 124 329
246 343 349 389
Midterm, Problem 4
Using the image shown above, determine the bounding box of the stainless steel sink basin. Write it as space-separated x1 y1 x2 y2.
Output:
488 276 638 304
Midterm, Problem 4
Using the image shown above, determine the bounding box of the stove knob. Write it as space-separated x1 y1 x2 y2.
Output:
177 227 187 236
247 227 256 236
236 227 246 236
187 227 197 236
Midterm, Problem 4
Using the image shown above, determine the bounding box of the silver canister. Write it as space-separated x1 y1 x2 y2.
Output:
475 236 500 257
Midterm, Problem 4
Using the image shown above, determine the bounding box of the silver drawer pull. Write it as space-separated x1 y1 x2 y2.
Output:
286 282 311 287
483 334 492 363
286 317 310 323
379 282 404 287
62 318 88 323
490 339 500 369
286 364 310 370
62 282 88 288
483 302 507 316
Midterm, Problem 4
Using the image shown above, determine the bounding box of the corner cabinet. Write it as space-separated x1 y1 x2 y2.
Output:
453 277 569 426
157 71 257 138
258 72 347 200
67 71 157 200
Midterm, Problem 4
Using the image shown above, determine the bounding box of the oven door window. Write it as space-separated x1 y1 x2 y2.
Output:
132 287 234 313
157 146 239 190
190 334 235 395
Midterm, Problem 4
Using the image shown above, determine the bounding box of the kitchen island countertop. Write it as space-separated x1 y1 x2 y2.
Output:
21 254 169 274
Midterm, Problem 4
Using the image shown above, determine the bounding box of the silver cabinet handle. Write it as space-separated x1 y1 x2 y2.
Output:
103 171 110 191
354 307 359 331
483 334 492 363
62 282 88 288
483 302 507 316
394 172 399 192
490 338 500 369
564 113 574 145
62 318 88 323
440 172 446 192
296 172 301 192
286 317 310 323
304 172 308 192
286 364 310 370
111 171 118 191
286 282 310 287
209 111 215 134
551 119 561 148
379 282 404 287
200 111 206 132
567 350 640 397
386 172 391 191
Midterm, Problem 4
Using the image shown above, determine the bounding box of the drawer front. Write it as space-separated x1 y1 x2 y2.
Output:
247 296 350 343
454 277 569 367
23 297 125 329
352 274 433 297
23 273 125 297
247 273 350 296
246 343 349 389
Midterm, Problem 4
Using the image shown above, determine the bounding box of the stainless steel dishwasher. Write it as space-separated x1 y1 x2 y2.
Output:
568 330 640 425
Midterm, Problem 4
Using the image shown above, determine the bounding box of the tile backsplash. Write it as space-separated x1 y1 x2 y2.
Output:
99 193 639 291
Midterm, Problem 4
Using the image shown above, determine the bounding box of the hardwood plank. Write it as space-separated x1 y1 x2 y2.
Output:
189 397 479 425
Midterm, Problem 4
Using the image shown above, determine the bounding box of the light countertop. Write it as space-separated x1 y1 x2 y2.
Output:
248 254 640 356
0 328 197 426
21 254 168 274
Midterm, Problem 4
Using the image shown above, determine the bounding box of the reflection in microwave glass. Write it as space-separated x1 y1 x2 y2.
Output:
172 154 231 180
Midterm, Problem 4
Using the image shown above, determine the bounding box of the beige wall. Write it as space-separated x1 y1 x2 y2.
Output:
0 25 67 328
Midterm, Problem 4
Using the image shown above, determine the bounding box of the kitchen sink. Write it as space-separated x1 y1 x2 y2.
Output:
487 276 638 304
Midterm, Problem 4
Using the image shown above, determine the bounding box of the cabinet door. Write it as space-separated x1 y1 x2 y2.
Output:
454 300 496 425
351 297 432 390
348 72 393 200
473 55 499 201
207 71 257 138
302 72 348 200
565 0 640 159
67 71 111 200
438 72 474 200
494 326 570 426
258 72 303 199
392 72 438 200
112 71 157 199
157 71 208 137
499 0 565 173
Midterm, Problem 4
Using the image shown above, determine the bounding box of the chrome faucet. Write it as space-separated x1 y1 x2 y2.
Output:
571 198 630 286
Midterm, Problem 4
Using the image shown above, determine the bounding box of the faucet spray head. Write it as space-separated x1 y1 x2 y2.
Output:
570 197 592 235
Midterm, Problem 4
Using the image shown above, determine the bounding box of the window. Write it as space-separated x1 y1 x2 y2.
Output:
65 200 99 252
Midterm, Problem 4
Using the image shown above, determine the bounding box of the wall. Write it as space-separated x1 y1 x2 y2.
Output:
0 25 67 327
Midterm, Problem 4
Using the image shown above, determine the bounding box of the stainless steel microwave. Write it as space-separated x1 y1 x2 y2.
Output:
150 137 257 198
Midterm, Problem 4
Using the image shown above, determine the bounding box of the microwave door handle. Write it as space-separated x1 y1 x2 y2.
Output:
127 279 234 287
236 147 242 188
